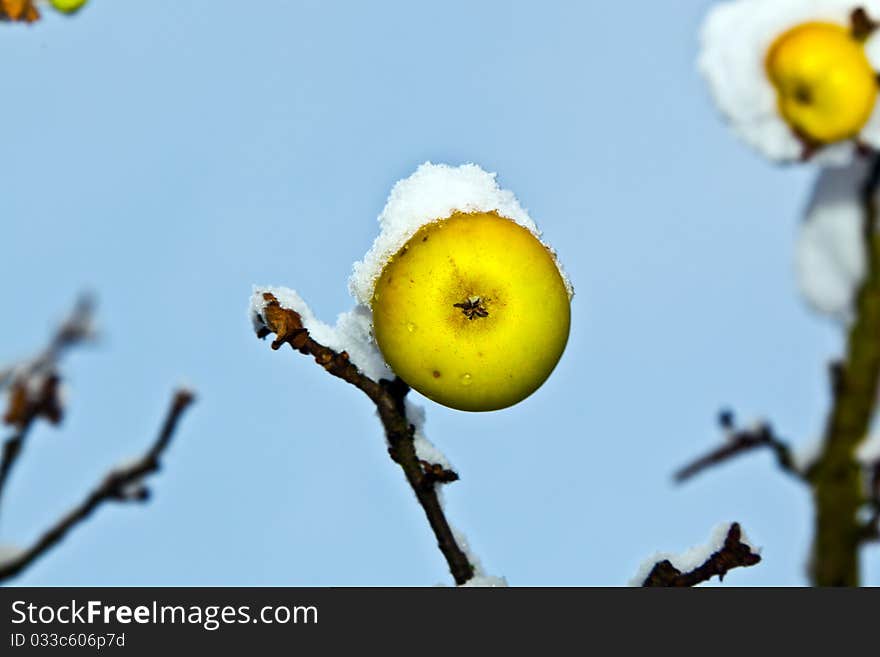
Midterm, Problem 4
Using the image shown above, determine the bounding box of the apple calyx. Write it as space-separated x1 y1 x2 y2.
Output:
453 296 489 320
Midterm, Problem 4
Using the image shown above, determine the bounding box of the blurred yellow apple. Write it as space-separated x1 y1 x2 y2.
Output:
371 211 570 411
50 0 88 14
765 21 877 144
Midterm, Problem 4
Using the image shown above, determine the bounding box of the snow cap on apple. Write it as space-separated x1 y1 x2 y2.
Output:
350 162 572 305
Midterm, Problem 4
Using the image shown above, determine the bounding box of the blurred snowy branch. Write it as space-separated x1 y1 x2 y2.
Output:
0 297 194 583
675 410 804 483
0 389 194 582
251 290 478 585
796 160 873 321
0 295 96 512
635 523 761 587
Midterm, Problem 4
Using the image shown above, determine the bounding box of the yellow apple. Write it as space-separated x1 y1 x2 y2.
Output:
50 0 88 14
765 21 878 144
371 210 570 412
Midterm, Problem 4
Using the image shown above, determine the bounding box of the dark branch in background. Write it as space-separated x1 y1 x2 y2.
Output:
0 296 95 514
677 154 880 586
808 153 880 586
0 389 194 582
859 457 880 543
254 293 475 585
674 410 803 483
0 375 61 516
641 523 761 587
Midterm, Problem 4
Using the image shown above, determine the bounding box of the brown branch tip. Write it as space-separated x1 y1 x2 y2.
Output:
851 7 879 41
641 523 762 587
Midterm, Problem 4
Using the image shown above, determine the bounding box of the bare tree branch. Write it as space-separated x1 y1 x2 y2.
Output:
254 292 475 585
808 153 880 586
675 410 803 483
0 375 61 516
0 389 194 583
641 523 761 587
0 295 95 514
859 457 880 543
0 294 96 390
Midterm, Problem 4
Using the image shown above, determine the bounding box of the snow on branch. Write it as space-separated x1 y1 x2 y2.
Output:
249 286 391 381
634 523 762 587
0 389 194 582
251 289 479 585
796 159 872 321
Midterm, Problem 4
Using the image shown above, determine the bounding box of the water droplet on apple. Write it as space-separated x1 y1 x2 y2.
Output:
460 373 473 386
406 322 417 333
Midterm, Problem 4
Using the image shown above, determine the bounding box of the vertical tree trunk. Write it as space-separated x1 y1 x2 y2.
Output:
809 156 880 586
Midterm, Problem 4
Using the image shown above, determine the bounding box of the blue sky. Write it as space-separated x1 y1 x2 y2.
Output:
1 0 875 586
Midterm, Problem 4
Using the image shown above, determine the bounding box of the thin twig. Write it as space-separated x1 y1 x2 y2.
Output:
0 375 63 511
0 389 194 583
0 295 96 390
675 411 802 483
1 432 33 519
641 523 761 587
0 296 95 515
254 292 475 585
